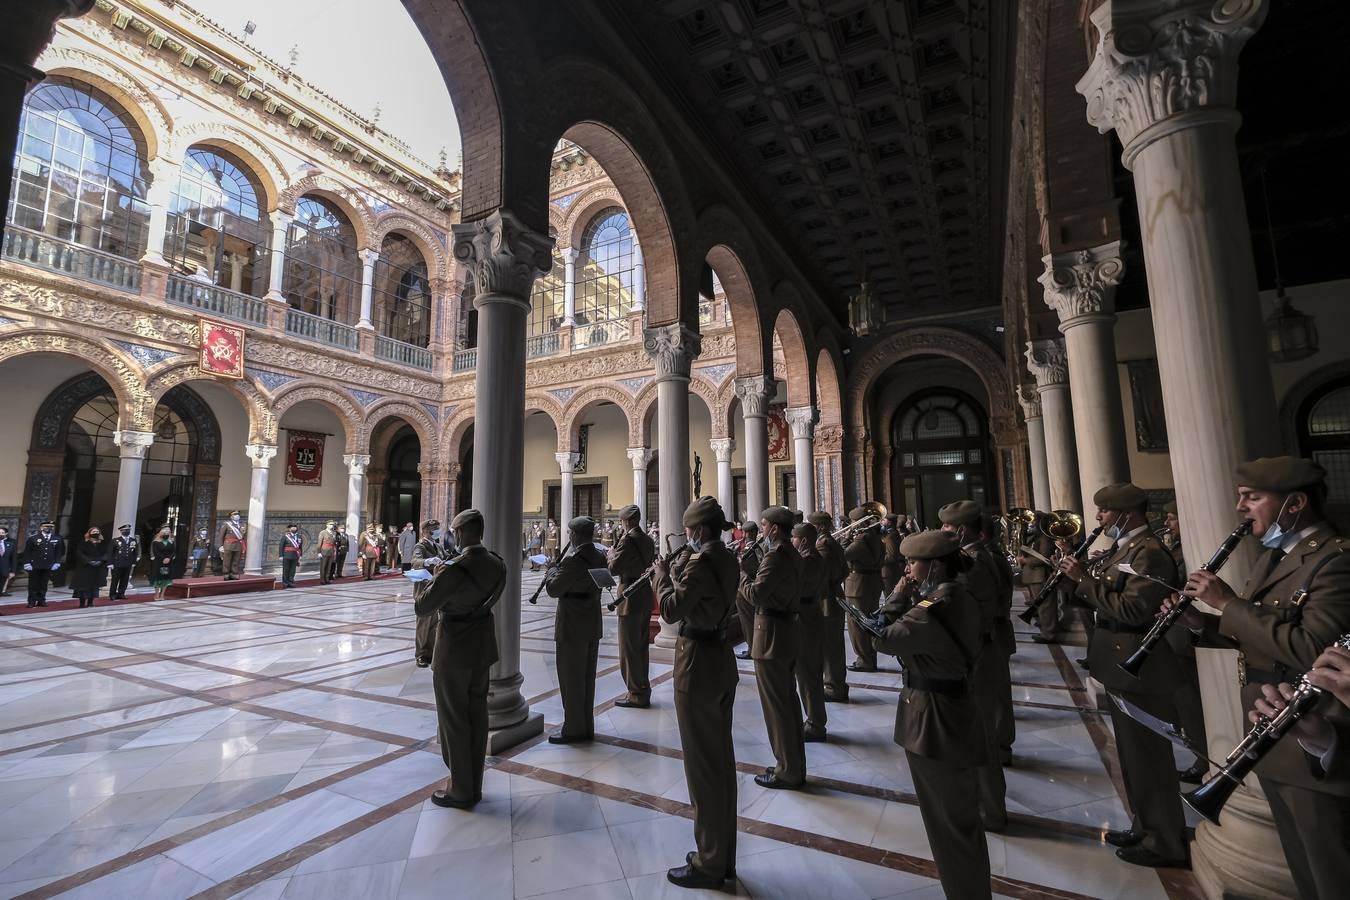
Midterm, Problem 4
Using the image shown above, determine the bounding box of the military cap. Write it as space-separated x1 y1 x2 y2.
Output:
1092 482 1148 511
938 500 981 526
1164 500 1177 515
451 509 484 530
422 519 441 531
40 520 55 527
1235 456 1326 492
848 506 869 522
286 523 298 529
682 496 731 530
807 511 832 530
761 505 795 529
326 520 336 529
118 523 131 530
617 504 642 523
900 530 960 560
228 510 240 516
792 522 818 542
568 516 596 540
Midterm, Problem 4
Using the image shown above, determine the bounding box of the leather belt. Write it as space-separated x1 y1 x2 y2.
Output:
678 623 726 642
440 610 492 623
755 607 798 621
906 675 969 697
1096 617 1150 635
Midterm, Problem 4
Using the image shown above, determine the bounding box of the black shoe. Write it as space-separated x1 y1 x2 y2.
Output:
847 662 876 672
754 772 803 790
804 731 827 743
1115 845 1188 868
666 863 724 889
1105 828 1145 848
37 600 47 607
685 851 734 882
430 790 476 809
823 693 849 704
1076 657 1089 670
735 648 752 660
1177 762 1207 785
613 698 650 709
415 658 431 669
547 732 591 745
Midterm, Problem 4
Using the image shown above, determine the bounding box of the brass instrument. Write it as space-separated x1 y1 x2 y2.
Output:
831 500 887 541
607 534 686 611
1002 507 1036 568
1019 522 1104 625
1118 519 1253 678
1184 633 1350 824
527 540 571 605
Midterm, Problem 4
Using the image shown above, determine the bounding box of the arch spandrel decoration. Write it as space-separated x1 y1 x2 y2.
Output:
441 405 477 468
279 173 378 250
0 332 150 431
170 120 289 213
523 393 567 451
37 45 173 160
365 400 439 459
145 362 274 448
559 385 635 450
270 383 366 453
631 375 728 445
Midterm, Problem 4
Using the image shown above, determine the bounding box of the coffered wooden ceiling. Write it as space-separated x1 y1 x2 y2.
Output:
617 0 1015 319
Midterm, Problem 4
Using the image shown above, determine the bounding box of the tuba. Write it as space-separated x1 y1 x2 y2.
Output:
1004 507 1036 566
832 500 887 541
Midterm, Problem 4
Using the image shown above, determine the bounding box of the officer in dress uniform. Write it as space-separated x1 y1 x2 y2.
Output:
654 497 740 889
1019 513 1059 643
545 516 608 744
359 525 382 580
747 505 805 789
793 522 828 742
316 521 338 585
844 507 884 671
412 520 446 668
880 514 903 595
809 511 850 703
216 511 245 580
332 524 350 580
1161 500 1208 785
607 504 656 708
22 521 65 606
1060 482 1186 867
278 524 303 588
872 530 991 899
109 524 139 600
733 522 762 659
415 509 506 809
1182 457 1350 894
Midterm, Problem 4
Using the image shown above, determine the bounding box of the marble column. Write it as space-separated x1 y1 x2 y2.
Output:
555 452 579 528
1078 3 1283 895
631 238 646 312
264 210 292 302
1024 340 1080 512
627 448 653 526
1040 242 1130 517
445 462 462 520
645 322 700 647
139 158 178 268
357 248 378 331
785 407 817 513
1018 388 1052 512
562 247 578 327
452 209 552 750
709 438 735 523
111 431 154 533
736 376 772 522
243 444 278 574
342 453 369 575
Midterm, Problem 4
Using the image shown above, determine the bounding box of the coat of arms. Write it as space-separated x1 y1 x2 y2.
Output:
198 318 245 380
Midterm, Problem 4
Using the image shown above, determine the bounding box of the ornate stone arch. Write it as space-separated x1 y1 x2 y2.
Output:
365 399 438 458
372 213 449 279
280 173 377 250
37 45 173 160
171 120 289 213
270 382 366 452
524 393 566 451
145 361 274 446
631 375 725 445
560 385 634 450
441 405 476 468
696 204 773 377
0 332 150 430
563 184 628 253
816 344 845 429
770 302 814 410
546 204 567 241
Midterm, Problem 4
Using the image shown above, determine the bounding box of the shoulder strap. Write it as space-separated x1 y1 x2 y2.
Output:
1290 543 1346 610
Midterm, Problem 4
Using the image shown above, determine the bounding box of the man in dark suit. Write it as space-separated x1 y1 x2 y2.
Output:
278 524 303 588
109 524 139 600
0 526 16 597
22 521 65 607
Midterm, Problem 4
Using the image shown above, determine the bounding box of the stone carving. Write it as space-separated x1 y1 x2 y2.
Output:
452 210 553 301
371 212 449 277
2 281 200 346
698 332 736 360
709 438 735 463
1038 242 1124 323
146 363 272 448
1025 339 1070 388
246 443 279 466
244 340 438 399
39 44 175 156
270 384 365 452
163 384 223 465
1018 385 1043 420
815 425 844 453
169 119 289 208
555 451 582 473
344 453 372 476
112 340 181 369
552 191 582 210
365 400 439 457
644 323 700 380
113 430 155 459
33 372 114 450
280 172 378 247
735 376 774 418
0 332 153 430
1077 0 1267 160
785 407 819 441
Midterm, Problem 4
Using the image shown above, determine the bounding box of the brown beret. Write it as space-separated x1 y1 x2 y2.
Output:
1092 483 1148 511
938 500 981 526
617 504 641 522
682 496 731 530
568 516 596 539
1163 500 1177 515
900 530 960 560
807 511 832 530
451 509 483 529
792 522 818 542
1235 456 1326 493
761 505 795 529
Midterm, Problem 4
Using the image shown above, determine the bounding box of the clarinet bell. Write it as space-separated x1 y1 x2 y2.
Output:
1181 770 1244 826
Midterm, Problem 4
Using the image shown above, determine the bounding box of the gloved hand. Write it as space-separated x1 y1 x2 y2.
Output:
23 563 32 572
867 612 890 632
423 557 443 568
51 563 61 571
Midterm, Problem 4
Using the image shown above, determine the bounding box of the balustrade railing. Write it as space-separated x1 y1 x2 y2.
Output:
452 348 478 372
2 224 141 292
571 317 630 350
284 308 359 350
375 334 433 369
166 274 268 325
526 331 560 358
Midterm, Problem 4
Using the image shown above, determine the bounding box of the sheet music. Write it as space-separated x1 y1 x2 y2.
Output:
588 568 617 590
834 597 884 638
1108 692 1218 765
1018 545 1056 567
1114 562 1178 592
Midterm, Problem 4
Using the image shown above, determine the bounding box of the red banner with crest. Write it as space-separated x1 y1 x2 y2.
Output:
285 430 326 486
198 318 245 379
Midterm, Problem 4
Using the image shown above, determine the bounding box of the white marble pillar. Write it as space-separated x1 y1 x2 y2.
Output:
645 322 700 647
1018 388 1052 512
139 158 178 267
785 407 817 513
264 210 292 302
562 247 578 327
709 438 735 522
111 431 154 532
452 210 552 749
627 448 653 526
357 248 378 330
631 238 646 312
1024 340 1080 512
343 453 369 575
555 452 579 527
736 376 772 522
243 444 278 574
1040 242 1131 517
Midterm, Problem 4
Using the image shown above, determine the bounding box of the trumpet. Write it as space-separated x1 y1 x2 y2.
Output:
608 535 689 611
528 540 571 605
1118 519 1253 678
1183 633 1350 824
832 500 887 541
1018 524 1104 625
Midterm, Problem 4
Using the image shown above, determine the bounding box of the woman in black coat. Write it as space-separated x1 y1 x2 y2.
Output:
71 527 109 608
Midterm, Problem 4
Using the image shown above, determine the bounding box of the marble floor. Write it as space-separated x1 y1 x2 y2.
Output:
0 575 1202 899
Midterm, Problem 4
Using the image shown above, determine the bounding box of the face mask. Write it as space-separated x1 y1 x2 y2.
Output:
916 568 939 598
1261 494 1300 550
688 537 703 553
41 528 51 535
432 530 443 540
231 515 240 523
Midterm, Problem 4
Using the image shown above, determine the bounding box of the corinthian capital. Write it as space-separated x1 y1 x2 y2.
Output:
735 376 774 418
1039 242 1124 325
708 439 735 464
344 453 371 476
785 407 819 441
245 443 279 467
643 323 701 381
1018 386 1043 420
1025 339 1070 389
1077 0 1267 163
451 209 553 302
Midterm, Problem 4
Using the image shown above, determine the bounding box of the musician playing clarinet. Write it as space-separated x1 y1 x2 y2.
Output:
607 504 655 709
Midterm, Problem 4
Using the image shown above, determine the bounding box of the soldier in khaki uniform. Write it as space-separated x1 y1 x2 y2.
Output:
654 497 740 890
1060 483 1185 867
607 504 655 708
415 509 505 809
316 521 338 585
1018 513 1059 642
872 530 991 900
938 500 1007 830
880 514 903 595
809 511 850 703
412 520 446 668
844 507 884 671
1183 457 1350 894
747 505 805 789
216 511 245 580
1160 500 1208 784
978 512 1018 763
545 516 608 744
733 522 762 659
793 522 827 741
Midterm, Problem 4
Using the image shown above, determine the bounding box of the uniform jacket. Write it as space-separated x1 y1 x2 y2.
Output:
1018 531 1057 585
410 537 443 598
873 581 987 766
334 532 350 554
279 532 303 560
881 530 904 593
22 532 65 569
958 541 1000 640
797 543 826 623
816 534 845 603
746 541 801 660
735 540 764 628
978 539 1016 656
546 543 608 644
843 530 883 604
657 540 739 694
1074 529 1180 693
607 526 655 617
110 535 139 568
398 529 416 563
316 528 338 556
216 520 245 550
359 530 382 559
415 544 505 671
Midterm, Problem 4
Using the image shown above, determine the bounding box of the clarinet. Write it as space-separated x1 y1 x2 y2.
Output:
1184 632 1350 824
1119 519 1253 678
607 541 691 611
528 541 571 605
1018 526 1105 624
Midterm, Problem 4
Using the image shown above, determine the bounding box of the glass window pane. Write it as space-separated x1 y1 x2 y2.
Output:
1309 388 1350 435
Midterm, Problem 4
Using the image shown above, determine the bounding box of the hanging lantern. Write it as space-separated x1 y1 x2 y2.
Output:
1265 289 1318 362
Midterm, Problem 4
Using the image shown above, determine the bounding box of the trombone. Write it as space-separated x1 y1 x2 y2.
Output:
831 500 887 541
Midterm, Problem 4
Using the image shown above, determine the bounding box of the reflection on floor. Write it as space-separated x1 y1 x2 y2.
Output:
0 575 1200 899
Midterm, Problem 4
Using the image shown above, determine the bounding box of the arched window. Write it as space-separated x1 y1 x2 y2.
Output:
7 78 149 257
892 391 992 525
1298 377 1350 524
529 237 564 336
282 196 361 323
374 233 431 347
576 207 634 324
164 147 266 295
459 279 478 350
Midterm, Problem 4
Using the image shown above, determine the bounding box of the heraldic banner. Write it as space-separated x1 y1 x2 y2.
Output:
198 318 245 379
285 430 326 486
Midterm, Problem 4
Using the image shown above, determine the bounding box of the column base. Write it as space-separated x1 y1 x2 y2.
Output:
1192 813 1294 899
652 617 678 649
487 711 543 756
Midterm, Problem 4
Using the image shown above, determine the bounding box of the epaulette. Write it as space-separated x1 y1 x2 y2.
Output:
688 551 703 560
